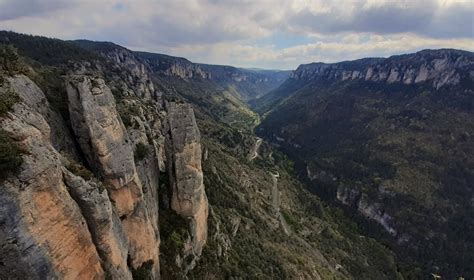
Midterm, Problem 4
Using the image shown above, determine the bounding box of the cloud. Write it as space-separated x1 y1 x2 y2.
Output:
0 0 472 69
0 0 76 21
288 0 473 39
167 33 473 69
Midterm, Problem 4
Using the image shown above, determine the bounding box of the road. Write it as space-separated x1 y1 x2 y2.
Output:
248 137 262 161
270 172 292 236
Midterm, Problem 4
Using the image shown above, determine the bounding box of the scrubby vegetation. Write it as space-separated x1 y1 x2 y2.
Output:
0 44 26 77
0 31 100 66
187 109 403 279
118 102 141 128
63 153 94 180
0 130 23 179
258 78 474 278
159 198 190 279
0 87 20 117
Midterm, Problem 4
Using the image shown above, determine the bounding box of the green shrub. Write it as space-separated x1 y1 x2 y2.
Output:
0 129 23 179
0 88 20 117
134 142 148 161
281 210 302 232
0 45 22 75
169 231 184 248
118 103 140 128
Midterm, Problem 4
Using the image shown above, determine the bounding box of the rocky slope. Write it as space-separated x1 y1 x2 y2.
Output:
257 49 474 279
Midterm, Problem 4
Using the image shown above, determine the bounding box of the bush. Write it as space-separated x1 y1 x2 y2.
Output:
118 103 140 128
0 88 20 117
0 130 23 179
169 231 184 248
0 45 25 75
134 142 148 161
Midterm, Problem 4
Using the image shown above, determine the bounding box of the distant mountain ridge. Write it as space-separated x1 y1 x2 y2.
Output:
73 39 291 101
292 49 472 88
252 49 473 114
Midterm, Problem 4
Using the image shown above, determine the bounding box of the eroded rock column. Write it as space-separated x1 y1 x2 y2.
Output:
66 75 160 277
166 102 209 259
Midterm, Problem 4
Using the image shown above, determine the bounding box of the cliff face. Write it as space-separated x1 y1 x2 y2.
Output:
66 74 160 276
0 75 104 279
291 49 473 89
336 186 397 236
0 63 209 278
166 102 208 262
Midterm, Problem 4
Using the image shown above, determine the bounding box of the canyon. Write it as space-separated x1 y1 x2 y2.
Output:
0 31 472 279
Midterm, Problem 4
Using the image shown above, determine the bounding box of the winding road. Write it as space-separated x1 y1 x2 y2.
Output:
248 137 291 235
248 137 262 161
270 171 292 235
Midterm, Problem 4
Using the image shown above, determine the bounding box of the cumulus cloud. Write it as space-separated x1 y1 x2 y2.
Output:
0 0 472 69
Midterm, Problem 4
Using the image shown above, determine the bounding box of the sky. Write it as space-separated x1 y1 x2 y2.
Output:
0 0 472 69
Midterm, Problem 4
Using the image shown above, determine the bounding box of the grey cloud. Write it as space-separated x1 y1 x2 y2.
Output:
289 1 473 39
95 16 251 48
0 0 75 21
423 3 474 39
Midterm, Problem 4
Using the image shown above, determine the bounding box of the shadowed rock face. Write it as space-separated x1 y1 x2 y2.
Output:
166 101 209 259
336 186 397 237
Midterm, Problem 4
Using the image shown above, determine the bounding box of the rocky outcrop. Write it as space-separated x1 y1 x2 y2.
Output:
165 101 209 264
357 194 397 236
134 52 211 79
62 169 131 279
66 75 138 192
0 76 104 279
165 63 210 79
101 48 157 100
336 186 397 236
7 75 79 159
291 49 473 89
66 75 160 277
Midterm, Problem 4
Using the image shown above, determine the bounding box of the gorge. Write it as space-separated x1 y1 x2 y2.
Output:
0 31 472 280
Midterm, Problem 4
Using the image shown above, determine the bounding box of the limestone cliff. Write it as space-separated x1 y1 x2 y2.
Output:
164 101 209 271
291 49 473 89
0 75 104 279
336 186 397 236
0 69 208 278
66 74 160 276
